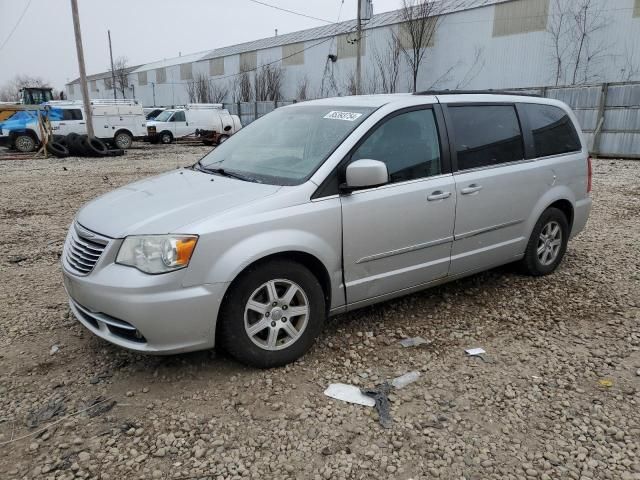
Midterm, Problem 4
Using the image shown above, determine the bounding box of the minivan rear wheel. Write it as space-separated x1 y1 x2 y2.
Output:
219 259 325 368
521 207 569 276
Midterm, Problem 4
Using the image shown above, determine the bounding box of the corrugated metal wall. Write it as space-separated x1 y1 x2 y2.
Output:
512 81 640 158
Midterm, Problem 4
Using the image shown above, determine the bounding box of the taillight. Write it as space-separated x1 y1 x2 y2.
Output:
587 156 592 193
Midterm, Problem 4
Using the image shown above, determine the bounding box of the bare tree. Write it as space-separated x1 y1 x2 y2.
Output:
255 64 284 101
0 74 49 102
373 33 401 93
296 76 310 101
238 71 253 102
343 70 357 96
185 79 197 103
547 0 571 86
112 56 130 98
570 0 610 84
209 82 229 103
185 72 228 103
455 46 486 89
547 0 610 85
396 0 448 92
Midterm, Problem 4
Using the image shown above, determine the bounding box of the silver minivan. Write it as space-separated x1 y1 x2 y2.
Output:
62 93 592 367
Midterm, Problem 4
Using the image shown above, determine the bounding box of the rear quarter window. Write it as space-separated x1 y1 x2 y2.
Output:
521 103 582 157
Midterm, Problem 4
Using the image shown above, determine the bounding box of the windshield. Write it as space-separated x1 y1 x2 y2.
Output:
154 110 174 122
199 105 375 185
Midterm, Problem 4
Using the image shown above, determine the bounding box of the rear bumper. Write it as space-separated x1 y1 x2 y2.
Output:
571 197 592 239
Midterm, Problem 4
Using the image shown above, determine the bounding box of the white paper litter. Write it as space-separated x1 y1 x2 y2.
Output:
391 371 420 389
465 347 486 356
49 345 59 355
324 383 375 407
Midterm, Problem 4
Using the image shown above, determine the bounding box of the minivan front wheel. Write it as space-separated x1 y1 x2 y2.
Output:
521 207 569 276
219 259 325 368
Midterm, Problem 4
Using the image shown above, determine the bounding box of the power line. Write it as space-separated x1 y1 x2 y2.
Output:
246 0 333 24
0 0 33 53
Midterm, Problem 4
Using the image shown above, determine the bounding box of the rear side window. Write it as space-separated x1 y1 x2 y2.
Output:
521 103 581 157
62 109 82 120
449 105 524 171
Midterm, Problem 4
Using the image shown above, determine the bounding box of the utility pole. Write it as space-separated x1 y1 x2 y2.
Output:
355 0 362 95
70 0 94 137
108 30 117 100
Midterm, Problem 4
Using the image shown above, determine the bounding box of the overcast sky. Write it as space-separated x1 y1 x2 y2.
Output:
0 0 400 91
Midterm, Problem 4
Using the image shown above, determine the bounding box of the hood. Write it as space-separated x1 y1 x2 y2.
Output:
76 169 281 238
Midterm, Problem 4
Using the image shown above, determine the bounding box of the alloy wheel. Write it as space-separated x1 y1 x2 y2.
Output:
537 220 562 266
244 279 310 351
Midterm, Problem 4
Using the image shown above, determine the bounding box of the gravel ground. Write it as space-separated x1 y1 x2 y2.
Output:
0 145 638 480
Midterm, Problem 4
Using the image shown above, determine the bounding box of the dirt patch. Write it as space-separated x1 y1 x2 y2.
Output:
0 148 638 479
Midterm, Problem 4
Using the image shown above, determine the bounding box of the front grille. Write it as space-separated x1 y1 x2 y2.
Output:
64 223 108 276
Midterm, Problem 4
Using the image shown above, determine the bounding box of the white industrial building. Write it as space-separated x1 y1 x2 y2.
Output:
65 0 640 107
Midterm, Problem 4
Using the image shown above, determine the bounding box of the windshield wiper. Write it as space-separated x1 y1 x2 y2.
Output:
198 164 261 183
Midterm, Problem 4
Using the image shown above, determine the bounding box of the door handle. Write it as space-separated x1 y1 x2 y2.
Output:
461 184 483 195
427 191 451 201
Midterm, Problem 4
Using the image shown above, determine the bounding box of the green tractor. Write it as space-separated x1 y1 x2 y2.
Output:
19 87 54 105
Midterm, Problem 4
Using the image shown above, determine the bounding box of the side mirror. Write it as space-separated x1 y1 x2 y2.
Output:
341 159 388 192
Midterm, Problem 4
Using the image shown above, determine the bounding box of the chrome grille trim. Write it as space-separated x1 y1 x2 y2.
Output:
63 223 110 276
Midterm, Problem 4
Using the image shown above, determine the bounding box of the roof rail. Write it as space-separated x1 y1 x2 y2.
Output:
90 99 140 105
414 89 542 97
185 103 223 109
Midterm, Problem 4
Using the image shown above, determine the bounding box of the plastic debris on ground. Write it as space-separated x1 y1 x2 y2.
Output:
324 383 375 407
391 370 421 389
49 345 59 355
598 379 613 388
362 382 393 429
465 347 486 356
399 337 429 348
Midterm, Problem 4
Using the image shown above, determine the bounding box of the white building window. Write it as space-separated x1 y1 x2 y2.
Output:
104 77 113 90
282 43 305 66
138 71 147 86
493 0 550 37
239 51 257 72
180 63 193 81
156 67 167 84
90 80 98 92
210 58 224 76
337 32 365 59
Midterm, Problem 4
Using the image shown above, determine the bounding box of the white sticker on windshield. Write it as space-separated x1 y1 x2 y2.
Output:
324 111 363 121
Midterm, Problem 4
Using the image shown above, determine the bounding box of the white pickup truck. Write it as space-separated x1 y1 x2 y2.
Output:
0 99 147 152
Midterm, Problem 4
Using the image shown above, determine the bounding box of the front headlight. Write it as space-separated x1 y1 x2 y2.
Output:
116 235 198 274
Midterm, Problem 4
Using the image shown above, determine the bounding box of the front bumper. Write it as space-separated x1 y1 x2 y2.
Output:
61 228 229 354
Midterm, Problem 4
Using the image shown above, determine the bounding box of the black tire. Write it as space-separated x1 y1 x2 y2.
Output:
106 148 125 157
113 131 133 149
520 207 569 276
13 133 36 153
217 134 229 145
219 259 326 368
46 141 69 158
66 133 84 155
159 131 173 144
81 137 108 157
